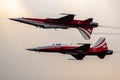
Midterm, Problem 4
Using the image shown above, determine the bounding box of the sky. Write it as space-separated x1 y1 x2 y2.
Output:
0 0 120 80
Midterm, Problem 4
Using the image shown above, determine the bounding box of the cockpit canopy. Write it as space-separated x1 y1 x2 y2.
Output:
52 44 62 46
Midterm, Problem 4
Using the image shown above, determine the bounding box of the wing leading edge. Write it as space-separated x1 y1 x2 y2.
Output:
71 44 90 60
58 14 75 22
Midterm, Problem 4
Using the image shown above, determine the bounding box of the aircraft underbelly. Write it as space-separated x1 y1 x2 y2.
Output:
43 24 68 29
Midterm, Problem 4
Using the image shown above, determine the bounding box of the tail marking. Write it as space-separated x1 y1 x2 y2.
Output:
77 27 93 40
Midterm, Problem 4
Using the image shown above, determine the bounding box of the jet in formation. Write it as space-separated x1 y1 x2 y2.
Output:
10 14 115 60
27 37 113 60
10 14 98 40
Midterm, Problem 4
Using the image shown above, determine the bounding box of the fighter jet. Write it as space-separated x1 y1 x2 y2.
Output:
9 14 98 40
27 37 113 60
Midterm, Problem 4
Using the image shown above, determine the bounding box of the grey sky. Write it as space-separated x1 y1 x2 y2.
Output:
0 0 120 80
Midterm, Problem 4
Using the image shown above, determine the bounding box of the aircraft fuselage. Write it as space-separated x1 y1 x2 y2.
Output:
10 18 98 29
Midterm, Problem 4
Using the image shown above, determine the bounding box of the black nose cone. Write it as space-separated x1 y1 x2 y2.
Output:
26 48 37 51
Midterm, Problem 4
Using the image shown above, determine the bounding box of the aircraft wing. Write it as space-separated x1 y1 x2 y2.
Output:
66 44 90 60
58 14 75 22
75 44 90 51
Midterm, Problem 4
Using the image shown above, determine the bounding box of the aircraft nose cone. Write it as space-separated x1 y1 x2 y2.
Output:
9 18 15 20
9 18 17 20
9 18 19 21
26 48 36 51
26 48 40 52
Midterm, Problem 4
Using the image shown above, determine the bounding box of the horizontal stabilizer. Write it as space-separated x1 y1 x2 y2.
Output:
71 54 86 60
84 18 93 22
97 53 106 59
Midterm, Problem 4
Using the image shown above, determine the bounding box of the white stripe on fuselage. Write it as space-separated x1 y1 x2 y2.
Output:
18 18 45 26
43 24 68 28
18 18 68 28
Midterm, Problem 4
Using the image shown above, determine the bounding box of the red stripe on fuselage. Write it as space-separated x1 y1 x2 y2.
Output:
22 18 91 27
40 46 77 52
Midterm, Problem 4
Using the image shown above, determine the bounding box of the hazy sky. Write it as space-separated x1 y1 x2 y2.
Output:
0 0 120 80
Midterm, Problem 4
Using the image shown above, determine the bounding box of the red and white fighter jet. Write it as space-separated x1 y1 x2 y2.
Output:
9 14 98 40
27 37 113 60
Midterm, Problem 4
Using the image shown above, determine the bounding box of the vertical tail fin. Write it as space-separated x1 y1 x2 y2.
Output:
92 37 108 53
77 27 93 40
